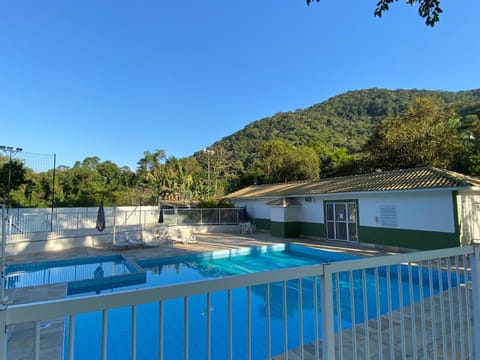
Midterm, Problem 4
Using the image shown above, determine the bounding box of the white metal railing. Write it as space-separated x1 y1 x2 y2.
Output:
0 264 325 360
4 207 253 244
321 245 480 359
0 245 479 359
4 207 160 235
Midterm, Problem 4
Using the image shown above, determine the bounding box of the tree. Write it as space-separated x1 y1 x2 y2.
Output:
0 157 27 206
18 169 54 207
310 142 355 178
136 149 166 200
67 164 105 206
306 0 442 27
247 140 319 184
96 160 128 204
289 146 320 181
453 114 480 175
256 140 293 183
80 156 101 170
364 97 459 170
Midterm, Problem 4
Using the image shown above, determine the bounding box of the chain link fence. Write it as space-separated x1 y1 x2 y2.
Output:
0 148 56 211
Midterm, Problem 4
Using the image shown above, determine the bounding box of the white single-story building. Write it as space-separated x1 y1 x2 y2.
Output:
226 167 480 250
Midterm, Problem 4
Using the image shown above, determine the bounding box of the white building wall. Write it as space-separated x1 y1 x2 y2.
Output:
298 197 324 223
270 207 285 222
233 199 272 220
239 197 324 223
233 190 457 234
298 191 455 233
285 205 302 222
356 191 455 233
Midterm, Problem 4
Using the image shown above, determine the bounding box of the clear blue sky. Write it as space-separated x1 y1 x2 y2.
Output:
1 0 478 170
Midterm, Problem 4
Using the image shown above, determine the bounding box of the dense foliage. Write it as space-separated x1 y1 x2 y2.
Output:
211 88 480 186
1 88 479 208
306 0 443 27
242 141 320 184
364 98 459 170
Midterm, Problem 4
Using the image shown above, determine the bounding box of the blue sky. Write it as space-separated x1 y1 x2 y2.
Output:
0 0 478 170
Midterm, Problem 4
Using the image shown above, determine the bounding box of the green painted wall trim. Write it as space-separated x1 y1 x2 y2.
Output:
300 222 326 239
255 218 271 231
360 226 459 250
271 221 300 238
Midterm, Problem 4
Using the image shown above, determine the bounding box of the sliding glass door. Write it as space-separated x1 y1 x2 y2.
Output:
326 201 358 242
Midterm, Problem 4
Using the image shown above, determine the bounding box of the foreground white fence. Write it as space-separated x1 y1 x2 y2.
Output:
1 245 479 359
321 245 479 359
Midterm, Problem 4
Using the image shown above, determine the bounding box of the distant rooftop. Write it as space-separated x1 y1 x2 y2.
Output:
225 167 480 199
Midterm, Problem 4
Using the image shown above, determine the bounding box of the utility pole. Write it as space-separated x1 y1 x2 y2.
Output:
203 149 215 198
0 145 23 213
0 146 22 304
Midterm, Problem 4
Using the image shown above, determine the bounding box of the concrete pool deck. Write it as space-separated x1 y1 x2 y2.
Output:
7 231 402 266
4 231 407 360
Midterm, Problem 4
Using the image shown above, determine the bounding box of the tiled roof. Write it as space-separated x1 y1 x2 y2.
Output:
225 167 480 199
266 197 302 206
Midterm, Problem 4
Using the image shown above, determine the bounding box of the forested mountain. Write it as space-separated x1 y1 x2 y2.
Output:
3 88 480 208
206 88 480 174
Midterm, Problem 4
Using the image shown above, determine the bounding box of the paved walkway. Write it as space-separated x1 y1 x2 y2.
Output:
4 231 402 360
7 231 399 267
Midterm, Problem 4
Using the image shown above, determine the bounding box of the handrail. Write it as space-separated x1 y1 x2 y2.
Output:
2 244 478 359
4 263 325 325
326 245 474 273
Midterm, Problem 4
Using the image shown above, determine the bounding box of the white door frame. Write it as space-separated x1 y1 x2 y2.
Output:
325 200 358 242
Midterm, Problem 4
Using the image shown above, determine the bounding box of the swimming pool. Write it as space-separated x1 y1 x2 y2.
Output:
5 255 146 295
63 244 460 359
136 243 359 287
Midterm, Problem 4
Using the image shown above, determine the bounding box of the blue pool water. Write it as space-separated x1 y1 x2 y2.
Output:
136 244 358 287
5 255 145 295
63 244 462 360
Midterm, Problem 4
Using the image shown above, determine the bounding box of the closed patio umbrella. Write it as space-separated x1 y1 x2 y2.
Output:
158 207 164 223
96 201 106 232
94 264 104 279
242 206 248 222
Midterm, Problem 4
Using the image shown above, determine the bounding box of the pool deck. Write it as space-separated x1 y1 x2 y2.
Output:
4 231 404 360
7 231 400 266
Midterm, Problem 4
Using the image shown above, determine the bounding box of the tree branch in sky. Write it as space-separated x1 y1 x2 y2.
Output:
306 0 443 27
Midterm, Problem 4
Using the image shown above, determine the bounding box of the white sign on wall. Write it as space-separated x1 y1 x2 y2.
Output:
380 205 398 227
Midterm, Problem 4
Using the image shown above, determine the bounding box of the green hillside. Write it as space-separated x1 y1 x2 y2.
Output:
206 88 480 174
4 87 480 208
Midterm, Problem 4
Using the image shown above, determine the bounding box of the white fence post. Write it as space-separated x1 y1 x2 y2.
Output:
0 308 6 360
320 263 335 359
471 245 480 360
0 205 7 304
